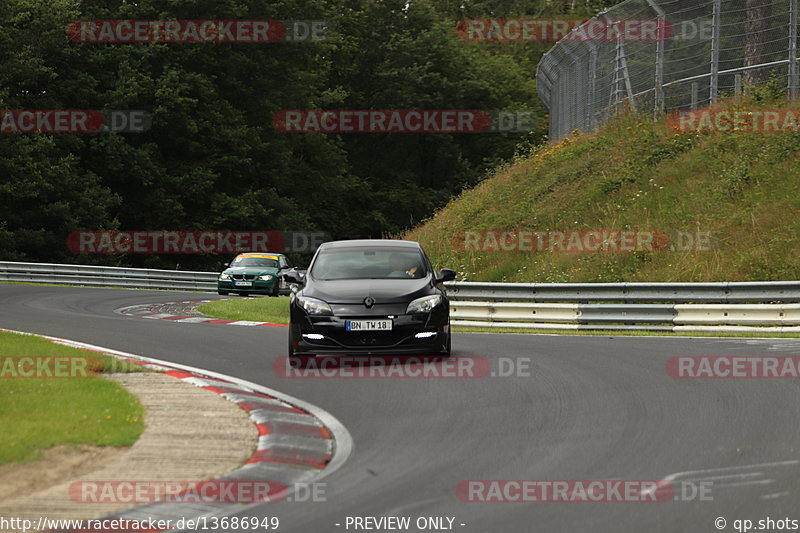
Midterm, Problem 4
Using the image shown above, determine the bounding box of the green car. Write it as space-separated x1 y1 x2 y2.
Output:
217 252 295 296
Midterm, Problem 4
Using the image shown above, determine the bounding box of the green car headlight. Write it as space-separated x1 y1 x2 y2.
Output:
219 273 232 280
258 274 274 281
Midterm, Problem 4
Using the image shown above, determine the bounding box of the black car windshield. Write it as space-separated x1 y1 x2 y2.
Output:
230 257 279 268
310 247 427 280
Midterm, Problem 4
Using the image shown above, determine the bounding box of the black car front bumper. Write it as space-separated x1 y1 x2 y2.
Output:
290 303 449 355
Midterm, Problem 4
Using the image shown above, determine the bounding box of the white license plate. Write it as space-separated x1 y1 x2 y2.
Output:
235 281 253 287
346 319 392 331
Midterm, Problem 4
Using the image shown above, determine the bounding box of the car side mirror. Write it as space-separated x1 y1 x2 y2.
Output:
283 271 305 285
435 268 456 283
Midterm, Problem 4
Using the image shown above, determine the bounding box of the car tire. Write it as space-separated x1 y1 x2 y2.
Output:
271 282 279 297
218 291 228 296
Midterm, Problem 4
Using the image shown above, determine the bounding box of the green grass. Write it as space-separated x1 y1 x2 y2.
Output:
0 330 145 466
198 296 291 324
403 94 800 283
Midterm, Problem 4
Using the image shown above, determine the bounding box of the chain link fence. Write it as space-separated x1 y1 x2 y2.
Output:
537 0 800 139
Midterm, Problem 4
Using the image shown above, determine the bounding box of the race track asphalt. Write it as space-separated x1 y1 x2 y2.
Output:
2 284 799 533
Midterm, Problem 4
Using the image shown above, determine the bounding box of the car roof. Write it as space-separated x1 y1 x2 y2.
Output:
318 239 421 250
234 252 284 257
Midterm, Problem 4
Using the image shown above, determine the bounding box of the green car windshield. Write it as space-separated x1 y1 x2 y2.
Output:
231 257 279 268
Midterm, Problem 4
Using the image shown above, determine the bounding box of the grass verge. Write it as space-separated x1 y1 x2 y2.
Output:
198 296 291 324
0 330 145 466
403 94 800 283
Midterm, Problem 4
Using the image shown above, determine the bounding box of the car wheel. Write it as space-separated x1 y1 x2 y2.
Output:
271 282 280 297
218 291 228 296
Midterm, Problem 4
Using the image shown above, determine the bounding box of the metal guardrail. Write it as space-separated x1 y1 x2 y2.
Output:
0 261 217 291
1 262 798 332
443 281 800 303
444 281 800 332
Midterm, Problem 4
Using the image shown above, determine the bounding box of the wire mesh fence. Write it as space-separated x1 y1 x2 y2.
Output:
537 0 800 139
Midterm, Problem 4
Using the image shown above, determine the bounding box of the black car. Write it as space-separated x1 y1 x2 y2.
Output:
284 239 456 357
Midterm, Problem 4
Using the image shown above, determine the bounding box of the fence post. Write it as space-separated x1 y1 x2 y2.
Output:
691 82 699 110
565 46 585 134
710 0 721 103
790 0 799 99
606 17 637 112
647 0 666 116
588 45 598 128
735 74 743 95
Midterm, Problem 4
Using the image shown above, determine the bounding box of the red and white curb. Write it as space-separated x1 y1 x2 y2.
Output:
117 300 288 328
1 328 352 531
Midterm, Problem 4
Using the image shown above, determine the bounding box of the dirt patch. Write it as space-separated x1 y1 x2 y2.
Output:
0 373 257 522
0 444 125 502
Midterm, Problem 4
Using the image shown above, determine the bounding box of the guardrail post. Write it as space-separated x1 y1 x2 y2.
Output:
790 0 799 99
710 0 721 103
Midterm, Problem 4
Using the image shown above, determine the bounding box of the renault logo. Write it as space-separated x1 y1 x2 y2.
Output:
363 296 375 308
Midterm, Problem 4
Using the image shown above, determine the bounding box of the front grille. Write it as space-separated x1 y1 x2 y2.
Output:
232 274 257 280
327 330 412 348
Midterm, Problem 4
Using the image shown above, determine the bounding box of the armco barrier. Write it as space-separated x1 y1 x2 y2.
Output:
443 281 800 303
444 281 800 332
1 261 799 332
0 261 217 291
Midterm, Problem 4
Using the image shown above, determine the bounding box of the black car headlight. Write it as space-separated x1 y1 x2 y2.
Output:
296 295 333 316
406 295 442 314
219 273 232 280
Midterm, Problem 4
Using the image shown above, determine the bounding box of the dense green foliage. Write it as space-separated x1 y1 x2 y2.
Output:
0 0 618 269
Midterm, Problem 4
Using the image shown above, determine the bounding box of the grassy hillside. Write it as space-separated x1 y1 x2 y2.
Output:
403 96 800 283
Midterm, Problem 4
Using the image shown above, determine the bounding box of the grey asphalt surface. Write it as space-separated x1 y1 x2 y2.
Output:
2 284 800 533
